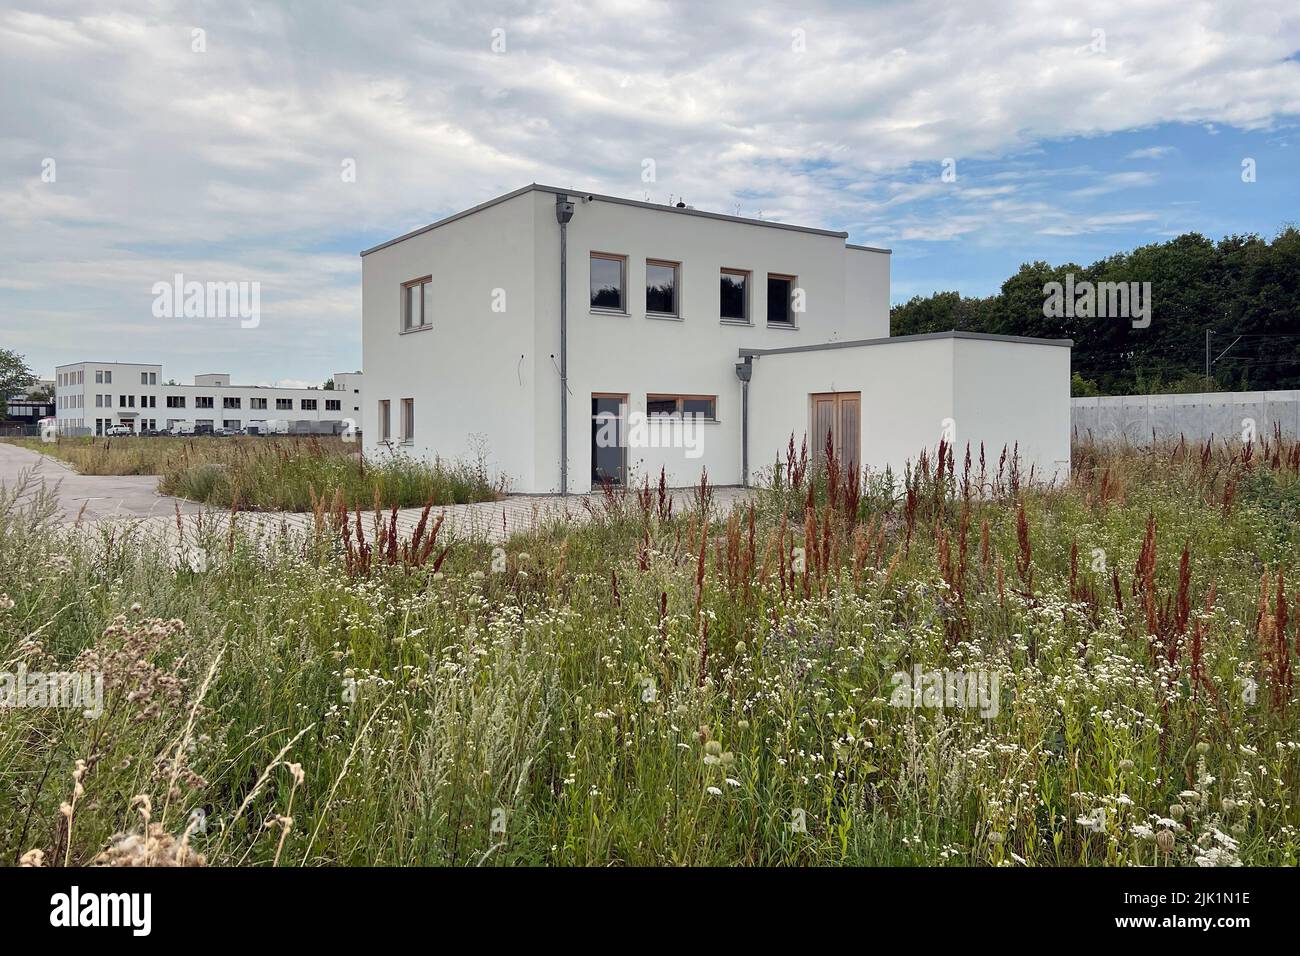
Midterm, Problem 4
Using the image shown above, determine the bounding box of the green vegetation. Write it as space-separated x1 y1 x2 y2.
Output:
893 227 1300 395
1 436 501 511
1 437 1297 866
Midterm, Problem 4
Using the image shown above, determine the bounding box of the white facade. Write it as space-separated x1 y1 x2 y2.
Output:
52 362 363 436
362 184 1070 492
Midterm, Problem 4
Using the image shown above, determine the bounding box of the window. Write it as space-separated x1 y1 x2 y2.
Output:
720 269 749 322
223 420 241 431
325 399 341 411
400 398 414 442
167 396 185 408
141 372 149 384
276 398 293 410
223 397 241 409
402 276 433 331
646 260 679 316
95 394 102 408
647 394 717 420
301 399 317 411
590 253 626 312
378 400 391 441
196 396 214 409
95 370 103 384
149 372 157 385
104 370 112 384
251 397 267 410
767 274 797 326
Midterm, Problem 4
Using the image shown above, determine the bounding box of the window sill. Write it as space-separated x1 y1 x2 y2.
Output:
400 324 433 335
589 308 629 318
767 322 799 331
720 318 753 327
646 312 683 322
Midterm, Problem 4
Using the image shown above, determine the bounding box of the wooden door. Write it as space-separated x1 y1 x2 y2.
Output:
810 392 861 472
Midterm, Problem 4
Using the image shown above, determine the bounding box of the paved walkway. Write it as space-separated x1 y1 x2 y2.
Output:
0 441 755 544
0 440 206 523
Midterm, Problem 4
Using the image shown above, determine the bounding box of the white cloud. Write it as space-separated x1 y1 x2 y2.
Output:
1126 146 1177 159
2 0 1299 377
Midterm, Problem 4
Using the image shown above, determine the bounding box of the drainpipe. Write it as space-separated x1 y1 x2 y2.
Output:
735 356 753 487
556 195 575 494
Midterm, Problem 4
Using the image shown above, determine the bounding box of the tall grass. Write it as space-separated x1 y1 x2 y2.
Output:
1 434 1297 867
1 436 502 511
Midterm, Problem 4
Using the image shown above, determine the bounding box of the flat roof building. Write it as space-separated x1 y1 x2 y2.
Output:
52 362 363 437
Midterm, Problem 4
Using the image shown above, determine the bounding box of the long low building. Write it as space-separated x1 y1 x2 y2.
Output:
52 362 363 436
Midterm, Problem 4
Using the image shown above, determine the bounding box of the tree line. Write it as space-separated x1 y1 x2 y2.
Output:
889 227 1300 395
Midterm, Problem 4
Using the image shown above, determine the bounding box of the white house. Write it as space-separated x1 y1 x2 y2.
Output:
53 362 363 437
361 184 1071 493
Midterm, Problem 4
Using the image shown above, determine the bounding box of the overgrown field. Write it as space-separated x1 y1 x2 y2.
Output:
1 436 1298 867
1 436 501 510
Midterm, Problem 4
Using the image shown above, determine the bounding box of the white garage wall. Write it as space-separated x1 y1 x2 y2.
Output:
952 337 1072 483
746 333 1072 487
746 336 954 484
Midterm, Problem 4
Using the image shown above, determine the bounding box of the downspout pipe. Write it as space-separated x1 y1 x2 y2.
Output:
556 195 575 495
735 356 753 487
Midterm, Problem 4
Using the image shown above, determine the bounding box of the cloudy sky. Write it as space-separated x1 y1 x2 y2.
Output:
2 0 1298 385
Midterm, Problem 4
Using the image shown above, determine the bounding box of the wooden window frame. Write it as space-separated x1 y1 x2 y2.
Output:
589 252 628 314
646 393 718 421
400 398 414 443
766 273 798 327
645 258 681 318
720 268 751 324
401 275 433 333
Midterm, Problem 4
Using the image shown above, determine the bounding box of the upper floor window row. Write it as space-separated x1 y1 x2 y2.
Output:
590 253 798 327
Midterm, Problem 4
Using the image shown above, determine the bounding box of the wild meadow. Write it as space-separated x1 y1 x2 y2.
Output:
1 436 501 511
1 433 1297 867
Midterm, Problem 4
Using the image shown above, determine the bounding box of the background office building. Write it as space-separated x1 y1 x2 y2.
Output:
52 362 363 436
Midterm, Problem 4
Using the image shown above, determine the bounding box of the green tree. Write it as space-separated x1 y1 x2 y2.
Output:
0 349 37 416
889 226 1300 396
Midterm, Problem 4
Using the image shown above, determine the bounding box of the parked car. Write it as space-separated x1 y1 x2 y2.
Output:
105 425 132 437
